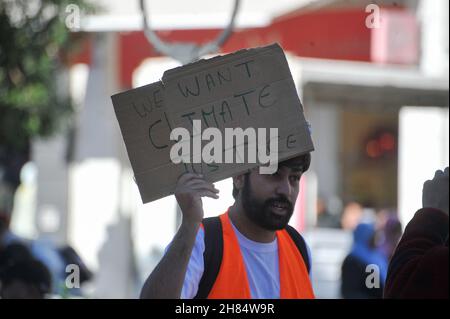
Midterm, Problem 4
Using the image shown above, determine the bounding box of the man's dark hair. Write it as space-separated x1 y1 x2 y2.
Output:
232 152 311 199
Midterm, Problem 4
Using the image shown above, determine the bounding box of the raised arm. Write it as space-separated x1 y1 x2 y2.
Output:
139 173 219 299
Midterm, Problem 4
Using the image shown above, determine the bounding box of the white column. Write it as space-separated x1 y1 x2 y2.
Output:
31 67 71 245
68 32 137 297
398 107 449 228
32 135 69 245
418 0 449 77
307 102 342 214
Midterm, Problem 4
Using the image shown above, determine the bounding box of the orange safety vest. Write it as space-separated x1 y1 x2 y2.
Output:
206 212 315 299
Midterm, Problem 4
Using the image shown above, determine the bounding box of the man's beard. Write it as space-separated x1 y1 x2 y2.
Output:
241 174 294 231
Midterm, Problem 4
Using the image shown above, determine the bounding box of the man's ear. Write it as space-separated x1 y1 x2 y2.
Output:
233 174 246 192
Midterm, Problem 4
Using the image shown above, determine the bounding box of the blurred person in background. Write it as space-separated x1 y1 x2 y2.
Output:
1 160 92 297
341 221 388 299
375 209 402 261
0 166 63 295
384 167 449 299
340 201 363 231
316 196 341 229
0 242 51 299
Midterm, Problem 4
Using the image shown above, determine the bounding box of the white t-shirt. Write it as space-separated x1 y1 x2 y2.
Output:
175 219 310 299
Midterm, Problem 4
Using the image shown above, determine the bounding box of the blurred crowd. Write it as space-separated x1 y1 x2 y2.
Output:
0 178 92 299
315 197 403 298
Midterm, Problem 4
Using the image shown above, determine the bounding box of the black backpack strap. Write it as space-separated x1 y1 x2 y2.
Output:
193 216 223 299
285 225 311 273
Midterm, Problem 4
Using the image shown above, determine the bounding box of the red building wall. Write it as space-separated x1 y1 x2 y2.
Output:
68 7 418 88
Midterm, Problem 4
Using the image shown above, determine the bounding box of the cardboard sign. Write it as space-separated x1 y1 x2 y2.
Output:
112 43 314 203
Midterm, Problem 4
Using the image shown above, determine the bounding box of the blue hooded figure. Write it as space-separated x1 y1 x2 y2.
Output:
341 222 388 299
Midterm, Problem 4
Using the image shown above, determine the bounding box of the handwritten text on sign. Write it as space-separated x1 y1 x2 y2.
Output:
112 43 314 203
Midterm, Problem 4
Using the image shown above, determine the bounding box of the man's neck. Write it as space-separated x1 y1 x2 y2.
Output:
228 203 276 243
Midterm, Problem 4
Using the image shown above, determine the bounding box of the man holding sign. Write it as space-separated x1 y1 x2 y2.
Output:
140 154 314 299
112 44 315 298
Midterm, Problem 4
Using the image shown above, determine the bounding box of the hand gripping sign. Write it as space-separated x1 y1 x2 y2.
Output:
111 44 314 203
